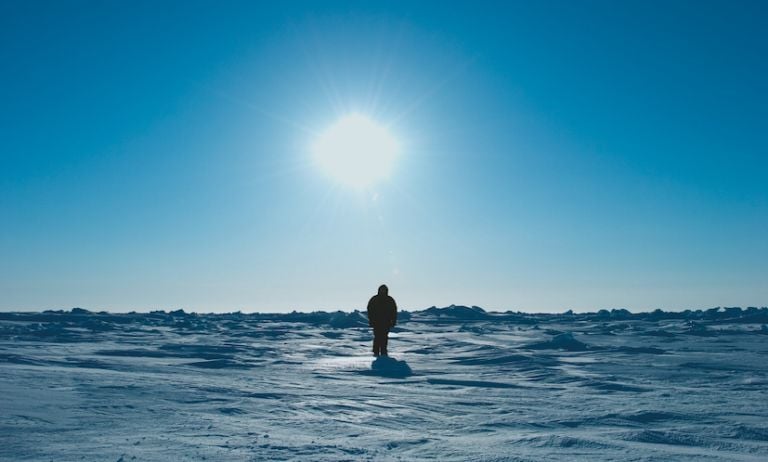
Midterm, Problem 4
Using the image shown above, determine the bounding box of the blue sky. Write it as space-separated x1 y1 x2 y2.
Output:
1 1 766 312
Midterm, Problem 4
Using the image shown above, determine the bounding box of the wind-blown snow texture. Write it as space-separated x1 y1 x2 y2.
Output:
2 306 768 461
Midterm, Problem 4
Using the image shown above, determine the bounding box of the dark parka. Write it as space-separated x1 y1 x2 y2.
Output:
367 285 397 328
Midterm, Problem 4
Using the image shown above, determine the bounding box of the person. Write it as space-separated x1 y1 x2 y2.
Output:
367 284 397 356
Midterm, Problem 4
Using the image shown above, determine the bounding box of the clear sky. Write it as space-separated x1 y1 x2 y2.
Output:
2 1 767 313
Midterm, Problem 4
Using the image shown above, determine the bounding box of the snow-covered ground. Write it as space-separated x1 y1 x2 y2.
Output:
2 306 768 461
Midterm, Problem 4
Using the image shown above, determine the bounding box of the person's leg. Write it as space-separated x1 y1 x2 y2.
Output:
381 327 389 356
372 331 380 356
373 327 383 356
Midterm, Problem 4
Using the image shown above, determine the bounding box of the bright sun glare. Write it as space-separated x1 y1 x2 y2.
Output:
312 113 399 189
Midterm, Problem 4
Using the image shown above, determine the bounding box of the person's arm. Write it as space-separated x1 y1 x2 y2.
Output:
367 297 374 327
390 297 398 327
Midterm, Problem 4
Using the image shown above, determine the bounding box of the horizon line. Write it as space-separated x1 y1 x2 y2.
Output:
3 304 767 316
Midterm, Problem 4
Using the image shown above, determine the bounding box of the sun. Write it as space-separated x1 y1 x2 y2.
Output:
312 113 399 189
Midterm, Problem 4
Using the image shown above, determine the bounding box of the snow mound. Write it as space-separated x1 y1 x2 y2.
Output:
420 305 488 320
527 332 589 351
684 322 717 336
327 310 368 329
511 434 618 450
619 429 751 452
616 410 688 423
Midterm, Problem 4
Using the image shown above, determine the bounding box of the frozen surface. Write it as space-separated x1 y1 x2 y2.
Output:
2 306 768 461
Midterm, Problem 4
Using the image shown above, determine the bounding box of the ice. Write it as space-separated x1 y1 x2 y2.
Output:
2 306 768 461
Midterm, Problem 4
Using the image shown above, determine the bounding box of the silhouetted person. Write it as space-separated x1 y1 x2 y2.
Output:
367 284 397 356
